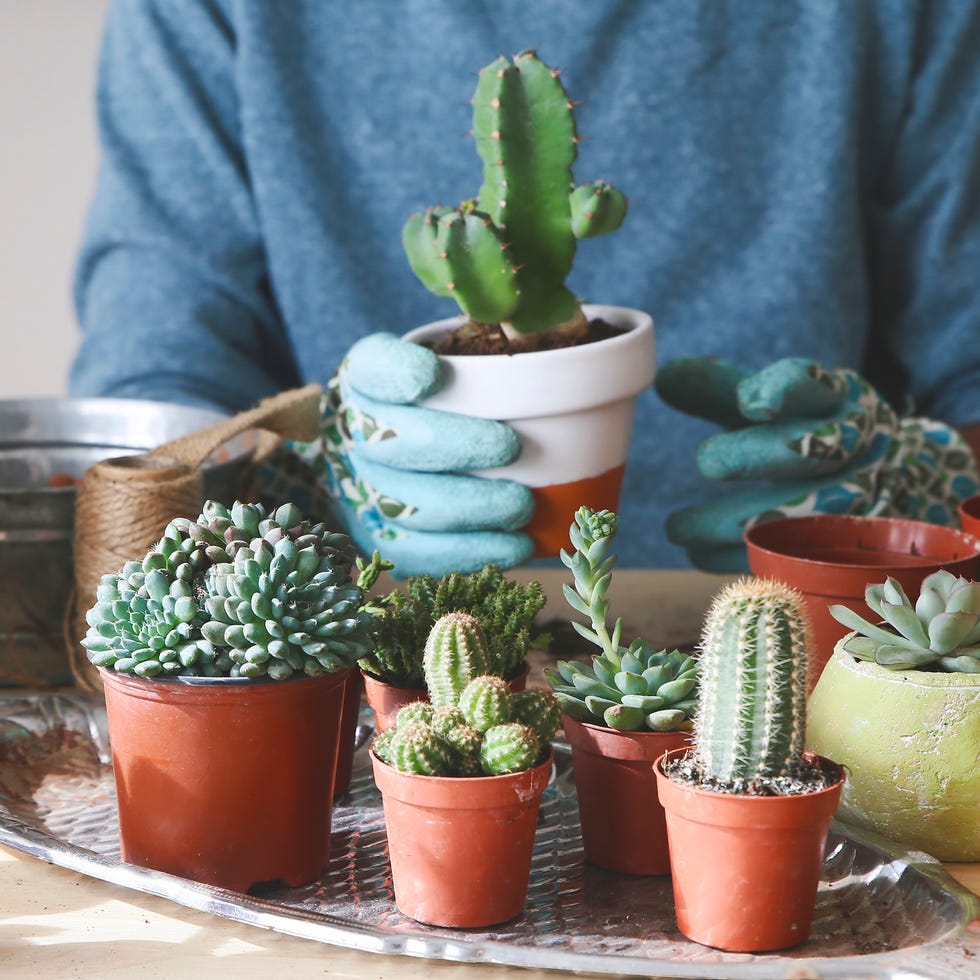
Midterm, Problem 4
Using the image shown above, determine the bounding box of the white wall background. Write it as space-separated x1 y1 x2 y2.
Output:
0 0 110 398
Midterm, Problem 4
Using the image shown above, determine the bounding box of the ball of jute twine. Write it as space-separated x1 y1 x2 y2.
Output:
65 385 323 691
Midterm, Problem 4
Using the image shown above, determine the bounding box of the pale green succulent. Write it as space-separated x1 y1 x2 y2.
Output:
831 570 980 673
545 507 698 732
82 499 376 680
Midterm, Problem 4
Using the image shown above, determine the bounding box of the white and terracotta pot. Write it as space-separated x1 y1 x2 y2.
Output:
404 305 655 557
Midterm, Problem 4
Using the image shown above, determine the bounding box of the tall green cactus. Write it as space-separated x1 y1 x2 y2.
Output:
693 578 810 785
402 50 627 336
422 611 491 707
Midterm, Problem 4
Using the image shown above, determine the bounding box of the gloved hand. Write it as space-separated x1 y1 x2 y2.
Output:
256 333 534 578
655 356 980 573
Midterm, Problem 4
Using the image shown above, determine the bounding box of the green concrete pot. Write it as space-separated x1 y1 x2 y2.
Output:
807 639 980 861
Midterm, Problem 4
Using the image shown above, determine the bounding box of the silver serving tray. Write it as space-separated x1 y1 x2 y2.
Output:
1 691 978 979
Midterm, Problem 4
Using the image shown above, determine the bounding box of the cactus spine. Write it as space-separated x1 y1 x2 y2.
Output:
694 578 810 785
402 50 627 336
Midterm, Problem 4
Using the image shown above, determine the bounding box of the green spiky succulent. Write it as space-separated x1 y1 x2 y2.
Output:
82 500 377 680
371 618 562 778
402 50 627 337
831 571 980 673
545 507 699 732
360 564 546 688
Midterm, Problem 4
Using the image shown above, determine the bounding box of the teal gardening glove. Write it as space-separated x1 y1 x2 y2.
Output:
257 333 534 578
655 356 980 573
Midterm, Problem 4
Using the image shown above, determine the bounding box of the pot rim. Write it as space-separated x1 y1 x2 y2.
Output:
370 746 554 785
562 713 692 761
98 665 351 687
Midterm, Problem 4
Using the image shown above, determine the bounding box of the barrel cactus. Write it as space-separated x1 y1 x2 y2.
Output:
81 499 376 680
423 612 492 707
402 50 627 338
545 507 699 732
830 571 980 673
692 578 810 787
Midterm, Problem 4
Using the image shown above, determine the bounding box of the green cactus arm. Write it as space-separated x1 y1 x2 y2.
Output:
473 50 581 333
569 181 628 239
402 206 457 298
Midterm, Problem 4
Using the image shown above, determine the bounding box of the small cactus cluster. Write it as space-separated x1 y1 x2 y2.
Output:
831 571 980 673
373 612 561 776
692 578 810 788
545 507 699 732
403 50 627 337
360 564 546 688
82 500 376 679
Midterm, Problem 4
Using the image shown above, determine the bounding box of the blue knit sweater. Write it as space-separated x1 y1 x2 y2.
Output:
71 0 980 567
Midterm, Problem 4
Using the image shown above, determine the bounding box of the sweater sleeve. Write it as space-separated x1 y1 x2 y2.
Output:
70 0 300 412
868 0 980 428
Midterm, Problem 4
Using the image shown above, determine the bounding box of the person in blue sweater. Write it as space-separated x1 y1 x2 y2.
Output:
71 0 980 576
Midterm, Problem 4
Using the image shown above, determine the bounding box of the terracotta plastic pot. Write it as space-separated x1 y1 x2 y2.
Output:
655 748 844 952
562 716 691 875
404 305 655 557
959 494 980 538
362 662 529 734
745 515 980 688
101 667 349 892
808 641 980 861
371 750 553 927
334 669 364 797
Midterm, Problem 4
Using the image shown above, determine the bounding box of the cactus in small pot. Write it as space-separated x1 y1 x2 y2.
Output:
829 570 980 673
372 611 560 778
545 507 699 732
402 50 627 342
82 499 376 680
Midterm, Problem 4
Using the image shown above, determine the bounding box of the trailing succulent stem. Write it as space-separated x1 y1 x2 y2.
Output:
693 578 810 786
831 571 980 673
360 565 545 688
403 50 627 336
82 500 375 680
545 508 698 732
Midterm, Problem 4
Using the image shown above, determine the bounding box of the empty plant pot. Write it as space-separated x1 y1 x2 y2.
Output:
404 305 655 558
745 515 980 688
958 494 980 538
563 716 691 875
655 748 845 953
371 749 553 928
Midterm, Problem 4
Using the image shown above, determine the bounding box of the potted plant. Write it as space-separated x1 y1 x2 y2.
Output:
544 507 697 875
358 564 546 731
400 50 655 557
80 499 378 892
654 577 845 952
807 570 980 861
370 610 561 928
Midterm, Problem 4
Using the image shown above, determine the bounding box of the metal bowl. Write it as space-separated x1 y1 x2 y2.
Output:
0 397 255 687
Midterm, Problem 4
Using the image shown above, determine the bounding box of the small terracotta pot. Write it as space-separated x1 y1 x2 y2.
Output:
371 750 553 928
362 662 529 734
958 494 980 538
101 667 349 892
334 669 364 797
745 515 980 689
562 716 691 875
404 305 655 557
655 748 844 952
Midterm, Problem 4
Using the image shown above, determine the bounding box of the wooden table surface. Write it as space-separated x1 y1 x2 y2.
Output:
2 569 977 979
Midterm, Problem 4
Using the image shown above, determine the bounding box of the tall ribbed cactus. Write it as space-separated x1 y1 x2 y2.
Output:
693 578 810 785
402 50 627 336
422 612 491 707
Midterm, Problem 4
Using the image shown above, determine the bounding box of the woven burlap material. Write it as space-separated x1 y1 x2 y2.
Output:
66 384 323 691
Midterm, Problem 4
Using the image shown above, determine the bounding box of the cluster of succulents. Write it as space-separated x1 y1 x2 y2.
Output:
360 564 546 688
82 500 376 680
831 571 980 673
545 507 698 732
402 50 627 337
372 611 562 777
692 578 810 789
